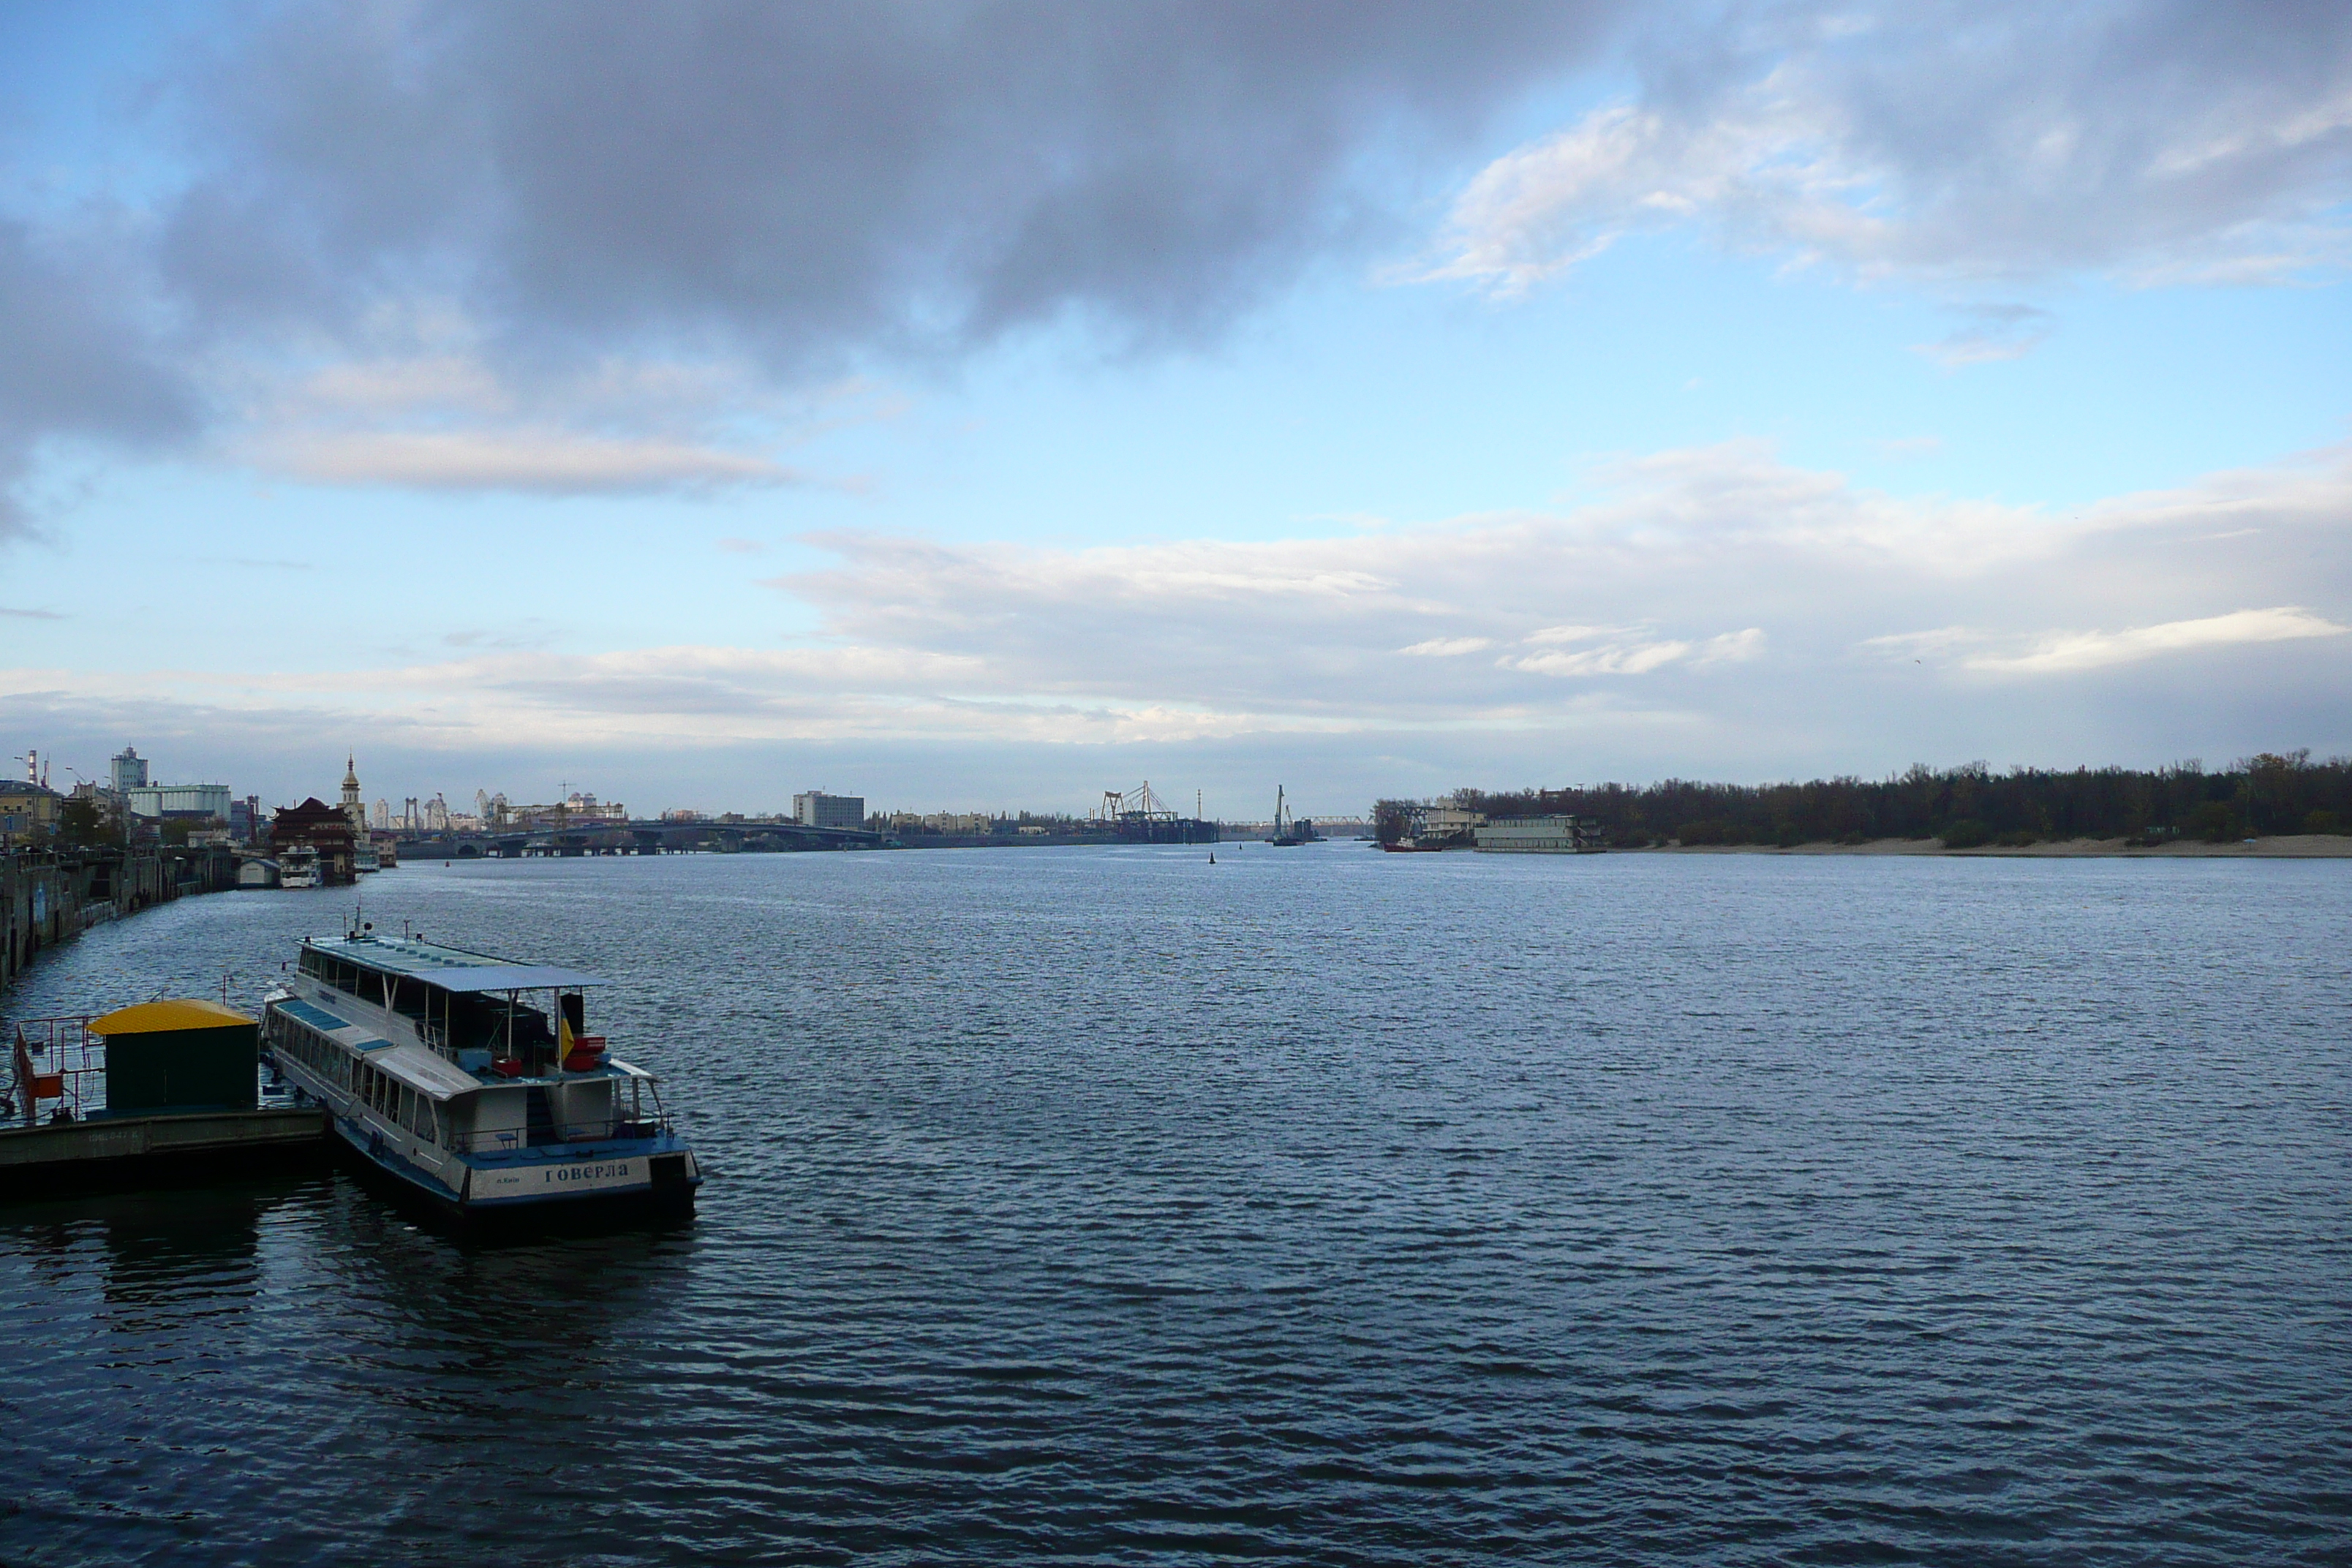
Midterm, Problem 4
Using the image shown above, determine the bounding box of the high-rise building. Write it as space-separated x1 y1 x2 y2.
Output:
794 791 865 829
110 746 148 794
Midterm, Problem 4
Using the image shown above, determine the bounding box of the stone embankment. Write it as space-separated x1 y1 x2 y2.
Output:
2 846 241 990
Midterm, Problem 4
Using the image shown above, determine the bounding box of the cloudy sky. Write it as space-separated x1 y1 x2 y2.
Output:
1 1 2346 818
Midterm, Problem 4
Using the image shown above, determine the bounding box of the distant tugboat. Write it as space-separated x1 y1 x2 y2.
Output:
262 930 699 1226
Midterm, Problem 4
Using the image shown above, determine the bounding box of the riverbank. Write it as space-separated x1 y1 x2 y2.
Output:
1627 834 2352 857
2 846 241 990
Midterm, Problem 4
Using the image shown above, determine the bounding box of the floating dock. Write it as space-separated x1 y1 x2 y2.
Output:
0 1106 329 1196
3 1001 331 1199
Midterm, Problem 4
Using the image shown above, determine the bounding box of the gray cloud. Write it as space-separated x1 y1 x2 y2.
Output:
4 0 2346 526
163 1 1630 372
0 218 197 535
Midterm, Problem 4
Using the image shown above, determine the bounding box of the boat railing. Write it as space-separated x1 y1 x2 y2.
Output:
445 1114 672 1154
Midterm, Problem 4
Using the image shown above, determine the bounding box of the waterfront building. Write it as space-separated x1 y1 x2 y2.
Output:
511 792 627 828
794 791 864 829
0 780 64 838
126 783 233 822
564 791 626 822
271 797 357 886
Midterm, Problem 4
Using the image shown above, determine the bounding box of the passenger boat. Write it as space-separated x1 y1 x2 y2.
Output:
260 931 700 1226
278 845 321 888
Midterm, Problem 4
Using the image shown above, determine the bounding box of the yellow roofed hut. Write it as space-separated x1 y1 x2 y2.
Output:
88 999 259 1115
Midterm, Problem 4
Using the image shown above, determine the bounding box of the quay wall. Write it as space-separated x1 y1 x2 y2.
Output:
1 847 240 991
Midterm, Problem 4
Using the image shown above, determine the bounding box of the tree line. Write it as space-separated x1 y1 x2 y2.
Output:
1378 752 2352 848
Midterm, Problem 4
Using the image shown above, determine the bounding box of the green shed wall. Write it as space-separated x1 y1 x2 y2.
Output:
104 1024 259 1112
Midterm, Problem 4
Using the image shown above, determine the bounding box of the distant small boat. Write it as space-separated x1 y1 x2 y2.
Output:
277 845 321 889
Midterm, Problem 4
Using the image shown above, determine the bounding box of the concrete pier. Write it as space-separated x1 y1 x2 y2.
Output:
0 1107 331 1197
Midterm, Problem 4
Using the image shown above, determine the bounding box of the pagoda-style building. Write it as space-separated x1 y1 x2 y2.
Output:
270 797 356 886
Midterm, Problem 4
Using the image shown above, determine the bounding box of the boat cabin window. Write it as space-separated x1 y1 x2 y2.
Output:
298 949 374 1002
385 976 430 1020
442 993 557 1057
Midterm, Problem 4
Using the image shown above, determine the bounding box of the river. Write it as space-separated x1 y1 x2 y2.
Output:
2 845 2346 1564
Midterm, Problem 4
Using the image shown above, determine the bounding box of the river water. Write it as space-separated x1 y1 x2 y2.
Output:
1 846 2346 1565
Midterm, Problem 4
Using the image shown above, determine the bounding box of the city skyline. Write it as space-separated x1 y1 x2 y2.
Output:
1 4 2345 808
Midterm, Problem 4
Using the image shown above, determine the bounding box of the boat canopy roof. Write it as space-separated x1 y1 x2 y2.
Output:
277 992 650 1093
372 1041 480 1100
305 934 607 992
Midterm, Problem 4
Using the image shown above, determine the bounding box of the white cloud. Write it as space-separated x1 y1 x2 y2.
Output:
1911 304 2054 368
1525 624 1635 645
254 430 802 494
8 440 2345 771
1857 625 1986 658
225 325 891 496
1692 627 1768 666
1497 627 1763 676
1504 639 1692 676
1963 606 2349 674
1422 9 2352 293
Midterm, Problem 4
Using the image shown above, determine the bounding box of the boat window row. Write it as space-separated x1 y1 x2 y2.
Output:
295 949 559 1057
274 1012 353 1092
274 1013 445 1147
298 949 433 1025
358 1060 440 1145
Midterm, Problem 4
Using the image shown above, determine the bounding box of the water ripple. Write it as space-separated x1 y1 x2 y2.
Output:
1 849 2348 1564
